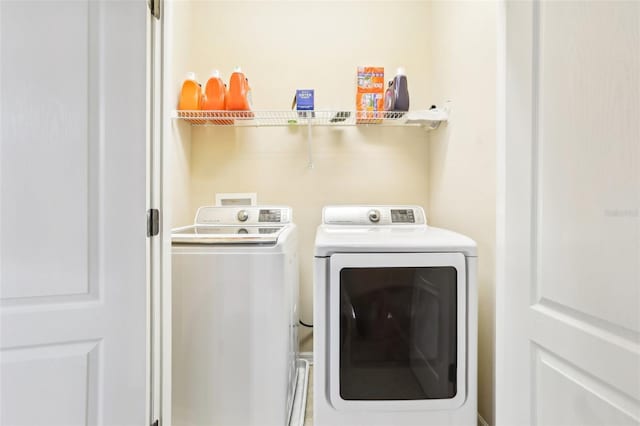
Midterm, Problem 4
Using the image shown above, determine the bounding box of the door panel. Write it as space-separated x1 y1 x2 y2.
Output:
530 304 639 400
1 0 95 303
328 252 467 411
498 1 640 424
338 266 458 401
1 341 100 426
536 0 640 334
535 347 638 426
0 1 149 425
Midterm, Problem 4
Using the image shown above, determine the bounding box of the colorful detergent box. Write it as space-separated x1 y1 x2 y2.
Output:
356 66 384 123
357 66 385 93
296 89 315 110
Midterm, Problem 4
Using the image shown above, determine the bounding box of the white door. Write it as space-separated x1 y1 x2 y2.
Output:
497 1 640 425
1 1 151 425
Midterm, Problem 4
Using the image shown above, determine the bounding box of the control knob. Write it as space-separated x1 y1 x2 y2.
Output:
237 210 249 222
368 209 381 223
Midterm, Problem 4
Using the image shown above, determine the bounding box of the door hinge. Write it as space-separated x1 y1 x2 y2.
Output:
151 420 160 426
147 209 160 237
148 0 160 20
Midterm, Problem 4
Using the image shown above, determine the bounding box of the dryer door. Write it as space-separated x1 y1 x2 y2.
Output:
328 252 467 411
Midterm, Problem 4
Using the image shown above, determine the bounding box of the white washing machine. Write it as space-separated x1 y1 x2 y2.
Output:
313 205 477 426
172 206 299 426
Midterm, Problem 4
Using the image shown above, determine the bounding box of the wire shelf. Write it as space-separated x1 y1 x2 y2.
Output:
172 109 447 128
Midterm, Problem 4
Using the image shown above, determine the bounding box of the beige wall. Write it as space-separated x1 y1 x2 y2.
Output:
167 1 497 422
181 0 434 349
166 1 194 228
428 2 498 424
186 1 432 111
190 126 431 347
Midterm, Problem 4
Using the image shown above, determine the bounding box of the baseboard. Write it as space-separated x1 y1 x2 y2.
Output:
478 413 489 426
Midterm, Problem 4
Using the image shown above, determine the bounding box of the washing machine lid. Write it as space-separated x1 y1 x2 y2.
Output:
314 205 477 256
172 224 287 245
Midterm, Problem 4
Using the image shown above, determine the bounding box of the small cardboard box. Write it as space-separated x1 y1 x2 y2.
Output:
356 67 384 123
296 89 315 111
356 93 384 123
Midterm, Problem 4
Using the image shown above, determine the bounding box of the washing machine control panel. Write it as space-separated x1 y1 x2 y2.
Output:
390 208 416 223
323 205 426 226
195 206 292 225
258 209 282 223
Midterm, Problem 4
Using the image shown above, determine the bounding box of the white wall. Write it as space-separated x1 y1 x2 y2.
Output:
427 2 498 424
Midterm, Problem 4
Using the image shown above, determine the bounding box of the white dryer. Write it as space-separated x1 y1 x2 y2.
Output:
313 205 477 426
172 206 299 426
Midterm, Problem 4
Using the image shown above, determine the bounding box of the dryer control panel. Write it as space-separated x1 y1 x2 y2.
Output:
195 206 292 225
322 205 426 226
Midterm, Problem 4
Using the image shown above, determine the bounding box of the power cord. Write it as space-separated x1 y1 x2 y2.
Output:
299 319 313 328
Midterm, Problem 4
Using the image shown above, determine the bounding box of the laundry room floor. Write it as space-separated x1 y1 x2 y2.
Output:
303 365 313 426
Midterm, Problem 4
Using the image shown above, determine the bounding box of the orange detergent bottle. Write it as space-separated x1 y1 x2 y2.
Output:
226 66 252 112
178 72 202 111
202 70 226 110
